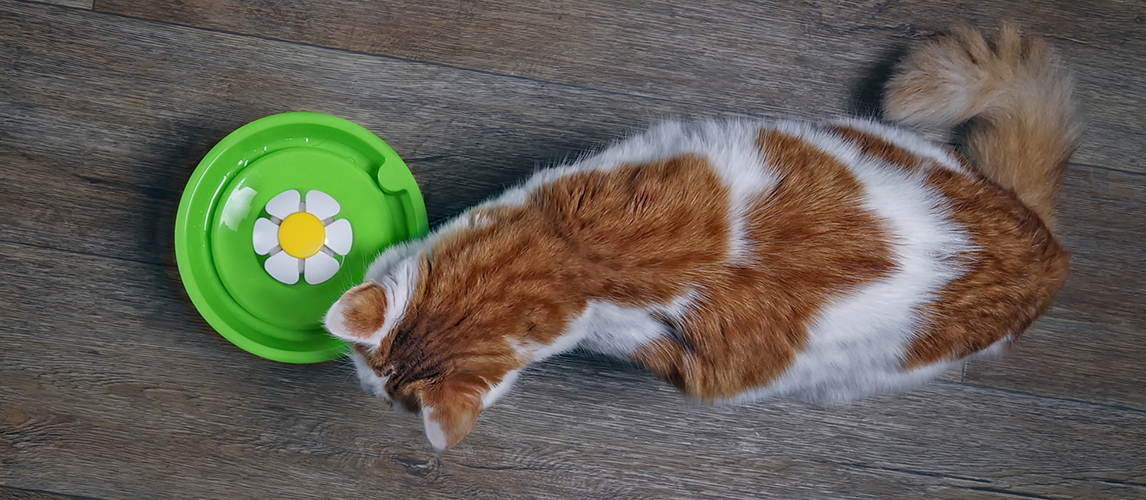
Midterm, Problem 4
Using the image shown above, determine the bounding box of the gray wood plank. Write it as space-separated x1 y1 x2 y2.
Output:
95 0 1146 174
25 0 91 9
1 1 1143 410
0 0 715 262
0 487 103 500
1 242 1143 500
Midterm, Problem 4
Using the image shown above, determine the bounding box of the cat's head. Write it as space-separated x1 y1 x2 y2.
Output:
323 235 536 451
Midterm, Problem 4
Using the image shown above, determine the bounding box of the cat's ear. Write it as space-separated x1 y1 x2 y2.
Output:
419 378 484 451
324 281 390 347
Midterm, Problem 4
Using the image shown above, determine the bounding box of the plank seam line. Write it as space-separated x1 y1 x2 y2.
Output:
939 380 1146 415
13 0 91 12
809 459 990 483
955 485 1058 500
0 238 165 267
0 484 109 500
79 4 759 117
1070 161 1146 178
1066 477 1146 489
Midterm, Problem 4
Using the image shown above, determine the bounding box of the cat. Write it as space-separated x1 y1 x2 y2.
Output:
324 25 1080 450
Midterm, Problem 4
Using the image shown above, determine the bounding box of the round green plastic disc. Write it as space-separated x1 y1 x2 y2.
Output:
175 112 428 363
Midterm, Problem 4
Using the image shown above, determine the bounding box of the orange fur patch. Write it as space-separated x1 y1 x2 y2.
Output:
420 374 486 449
963 107 1072 229
338 282 388 339
534 153 732 304
827 125 937 171
829 124 1070 367
636 130 896 400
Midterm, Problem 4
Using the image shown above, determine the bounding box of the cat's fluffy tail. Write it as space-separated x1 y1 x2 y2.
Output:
884 25 1081 228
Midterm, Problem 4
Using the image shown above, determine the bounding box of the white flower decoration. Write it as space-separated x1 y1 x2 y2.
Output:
252 189 352 285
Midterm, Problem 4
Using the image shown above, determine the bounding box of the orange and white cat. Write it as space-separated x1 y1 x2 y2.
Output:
325 25 1080 450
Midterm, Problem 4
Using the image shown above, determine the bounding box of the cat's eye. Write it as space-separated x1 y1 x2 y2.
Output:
382 366 395 377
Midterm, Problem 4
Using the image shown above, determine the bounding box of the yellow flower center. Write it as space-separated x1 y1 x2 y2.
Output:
278 212 325 258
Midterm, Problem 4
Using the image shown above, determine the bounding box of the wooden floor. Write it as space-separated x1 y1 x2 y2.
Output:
2 0 1144 498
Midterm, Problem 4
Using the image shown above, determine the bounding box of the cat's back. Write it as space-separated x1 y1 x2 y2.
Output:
721 119 1067 402
436 116 1066 403
545 118 1067 402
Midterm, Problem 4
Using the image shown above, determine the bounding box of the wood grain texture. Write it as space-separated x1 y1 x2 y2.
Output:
2 0 1145 498
1 242 1143 500
0 486 102 500
25 0 90 9
95 0 1146 174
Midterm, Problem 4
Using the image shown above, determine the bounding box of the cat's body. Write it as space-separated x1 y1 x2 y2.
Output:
325 26 1080 450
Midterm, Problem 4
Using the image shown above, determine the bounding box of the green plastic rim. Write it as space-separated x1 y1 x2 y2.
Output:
175 112 428 363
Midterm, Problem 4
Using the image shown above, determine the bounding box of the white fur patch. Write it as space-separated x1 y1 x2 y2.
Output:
575 301 674 358
421 406 449 451
717 121 974 404
652 291 698 320
347 348 393 401
971 333 1015 360
481 369 520 408
513 311 595 362
376 256 419 342
362 239 425 283
506 292 695 363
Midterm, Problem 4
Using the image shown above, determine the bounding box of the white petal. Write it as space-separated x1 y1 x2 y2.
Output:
265 189 301 219
252 218 279 255
304 190 340 220
304 252 340 285
324 218 353 255
264 251 300 285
